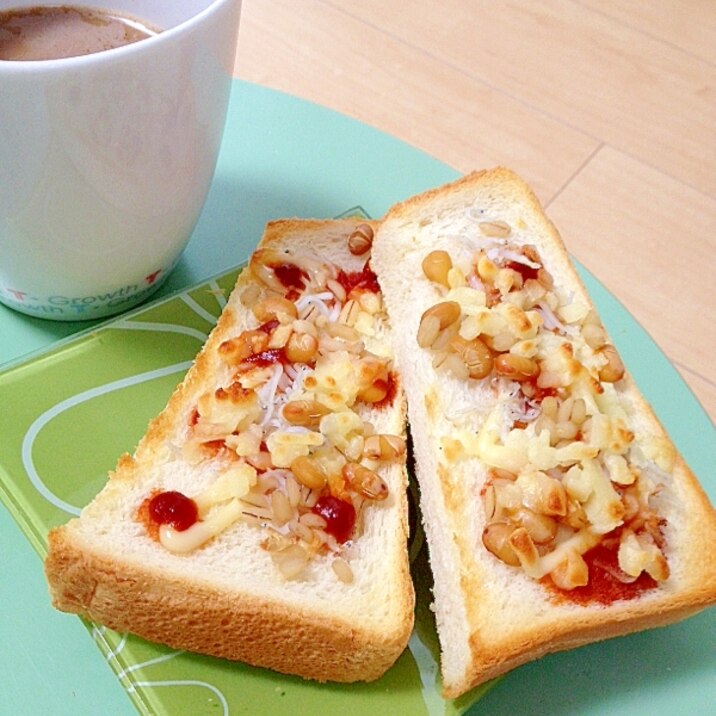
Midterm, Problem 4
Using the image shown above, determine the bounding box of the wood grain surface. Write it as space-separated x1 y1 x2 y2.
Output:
233 0 716 423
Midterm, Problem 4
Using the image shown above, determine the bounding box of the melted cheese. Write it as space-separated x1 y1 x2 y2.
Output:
159 499 243 553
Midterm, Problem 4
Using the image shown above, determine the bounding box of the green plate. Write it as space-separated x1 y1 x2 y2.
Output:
0 258 494 716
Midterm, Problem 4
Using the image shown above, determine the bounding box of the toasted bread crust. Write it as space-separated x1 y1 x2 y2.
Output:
46 527 411 682
45 218 414 684
372 168 716 697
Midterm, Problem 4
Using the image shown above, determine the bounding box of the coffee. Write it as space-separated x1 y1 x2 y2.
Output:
0 4 160 60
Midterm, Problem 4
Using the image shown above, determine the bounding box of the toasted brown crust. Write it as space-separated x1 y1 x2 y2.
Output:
46 528 411 682
45 217 414 684
457 570 707 694
373 168 716 698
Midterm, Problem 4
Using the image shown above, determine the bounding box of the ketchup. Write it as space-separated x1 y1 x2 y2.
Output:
271 262 307 291
147 490 198 532
522 379 557 404
312 495 356 543
240 347 286 368
257 318 280 334
504 260 540 283
547 542 658 606
337 262 380 295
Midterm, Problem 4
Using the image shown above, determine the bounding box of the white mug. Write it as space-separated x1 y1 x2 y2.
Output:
0 0 241 320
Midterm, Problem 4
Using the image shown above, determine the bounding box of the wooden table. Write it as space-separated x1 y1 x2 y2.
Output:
233 0 716 424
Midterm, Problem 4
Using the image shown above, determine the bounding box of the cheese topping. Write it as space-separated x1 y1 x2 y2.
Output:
418 221 670 594
141 224 406 582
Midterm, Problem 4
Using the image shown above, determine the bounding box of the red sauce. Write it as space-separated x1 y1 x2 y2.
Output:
522 379 558 404
257 318 280 334
312 495 356 543
547 542 658 606
189 408 200 426
505 259 540 283
240 347 286 368
337 262 380 295
147 490 198 532
271 262 307 290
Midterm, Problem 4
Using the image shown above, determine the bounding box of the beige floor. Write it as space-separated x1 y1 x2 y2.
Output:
233 0 716 424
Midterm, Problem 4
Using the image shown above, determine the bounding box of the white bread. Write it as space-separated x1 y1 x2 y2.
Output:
45 218 415 683
371 168 716 697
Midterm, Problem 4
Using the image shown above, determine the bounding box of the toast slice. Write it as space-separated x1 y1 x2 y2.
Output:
45 219 414 683
371 168 716 697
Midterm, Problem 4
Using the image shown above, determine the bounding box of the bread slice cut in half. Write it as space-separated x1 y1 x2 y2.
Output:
45 218 415 683
371 168 716 697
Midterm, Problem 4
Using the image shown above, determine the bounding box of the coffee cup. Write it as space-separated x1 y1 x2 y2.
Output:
0 0 241 320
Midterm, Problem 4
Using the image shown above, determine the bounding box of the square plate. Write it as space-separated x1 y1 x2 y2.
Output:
0 264 493 716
